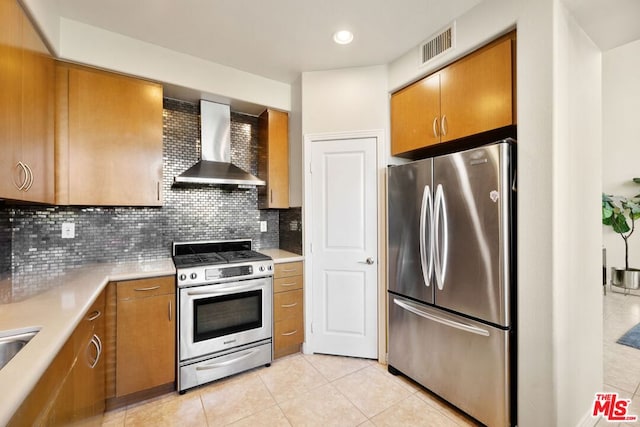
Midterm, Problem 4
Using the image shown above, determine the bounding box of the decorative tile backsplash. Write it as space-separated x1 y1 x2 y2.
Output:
0 98 299 275
279 207 303 255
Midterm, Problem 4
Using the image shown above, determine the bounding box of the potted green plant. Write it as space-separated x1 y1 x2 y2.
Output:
602 192 640 289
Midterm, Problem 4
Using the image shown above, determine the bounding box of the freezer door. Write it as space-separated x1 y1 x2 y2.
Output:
388 294 510 427
387 159 434 304
433 142 512 326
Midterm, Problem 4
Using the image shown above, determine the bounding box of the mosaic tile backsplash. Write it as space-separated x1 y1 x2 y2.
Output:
0 98 300 275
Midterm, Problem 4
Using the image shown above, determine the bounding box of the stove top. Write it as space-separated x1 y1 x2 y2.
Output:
172 240 274 286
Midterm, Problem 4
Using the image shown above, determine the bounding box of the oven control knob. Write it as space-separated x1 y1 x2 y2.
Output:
259 265 265 272
268 265 273 271
190 273 197 280
179 274 186 281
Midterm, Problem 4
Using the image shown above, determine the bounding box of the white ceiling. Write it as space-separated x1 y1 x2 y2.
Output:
55 0 640 86
563 0 640 51
57 0 482 84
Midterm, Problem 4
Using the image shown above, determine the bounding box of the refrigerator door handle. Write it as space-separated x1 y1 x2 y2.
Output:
419 185 433 287
433 184 448 290
393 298 490 337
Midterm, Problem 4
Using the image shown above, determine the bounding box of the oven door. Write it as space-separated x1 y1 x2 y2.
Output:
179 277 272 361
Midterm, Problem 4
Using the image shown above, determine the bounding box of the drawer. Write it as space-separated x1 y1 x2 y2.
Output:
274 316 304 350
117 276 175 300
274 261 303 279
274 289 303 322
274 275 303 293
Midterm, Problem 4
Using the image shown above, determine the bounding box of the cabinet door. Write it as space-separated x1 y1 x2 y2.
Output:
390 73 440 156
19 9 54 203
439 36 514 142
0 0 23 200
66 67 163 206
116 293 175 397
259 109 289 208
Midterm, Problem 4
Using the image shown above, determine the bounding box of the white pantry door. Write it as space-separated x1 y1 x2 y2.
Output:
310 137 378 358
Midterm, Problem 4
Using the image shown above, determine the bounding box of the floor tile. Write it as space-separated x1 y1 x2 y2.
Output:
228 405 291 427
333 365 413 418
416 389 481 426
200 371 276 426
302 353 373 381
123 392 206 427
101 407 126 427
370 394 459 427
279 383 367 426
258 354 328 403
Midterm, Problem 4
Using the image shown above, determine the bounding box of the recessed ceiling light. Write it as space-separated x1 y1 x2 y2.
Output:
333 30 354 45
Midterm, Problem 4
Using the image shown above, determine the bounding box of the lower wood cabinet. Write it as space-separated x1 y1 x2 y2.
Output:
273 261 304 358
114 276 175 400
9 289 106 426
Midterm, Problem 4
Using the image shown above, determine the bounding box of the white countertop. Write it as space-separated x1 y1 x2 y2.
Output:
0 258 175 426
259 248 304 263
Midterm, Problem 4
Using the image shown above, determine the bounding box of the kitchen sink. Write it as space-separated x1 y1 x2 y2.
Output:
0 329 39 371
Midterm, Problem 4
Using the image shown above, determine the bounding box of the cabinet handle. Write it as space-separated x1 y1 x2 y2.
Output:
270 189 273 203
281 268 297 273
281 330 298 336
168 300 172 321
441 115 447 136
157 181 161 201
12 162 28 191
89 334 102 368
87 310 101 321
281 302 298 308
134 286 160 292
432 117 439 138
23 163 33 191
279 282 297 287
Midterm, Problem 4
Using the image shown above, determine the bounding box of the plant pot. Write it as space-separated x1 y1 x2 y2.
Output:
611 268 640 290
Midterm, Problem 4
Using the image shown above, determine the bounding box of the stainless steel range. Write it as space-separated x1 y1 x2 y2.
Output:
172 240 274 393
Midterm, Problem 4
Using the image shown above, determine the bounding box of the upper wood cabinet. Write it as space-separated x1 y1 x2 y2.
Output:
258 109 289 209
391 32 515 157
56 64 163 206
0 0 55 203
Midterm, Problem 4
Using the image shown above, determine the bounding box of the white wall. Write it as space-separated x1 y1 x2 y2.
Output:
301 65 389 136
21 0 61 54
553 3 603 425
289 76 303 207
602 39 640 276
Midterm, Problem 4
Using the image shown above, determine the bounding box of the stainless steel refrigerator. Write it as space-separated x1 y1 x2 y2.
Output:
387 139 516 427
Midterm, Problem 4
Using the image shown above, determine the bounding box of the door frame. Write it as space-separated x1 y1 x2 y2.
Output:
302 129 386 362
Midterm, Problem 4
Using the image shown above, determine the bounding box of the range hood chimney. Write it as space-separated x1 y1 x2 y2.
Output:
174 100 265 186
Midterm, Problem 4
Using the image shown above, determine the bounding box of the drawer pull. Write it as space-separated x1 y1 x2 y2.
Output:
281 268 297 273
281 302 298 308
87 310 101 321
281 330 298 336
280 282 297 287
134 286 160 292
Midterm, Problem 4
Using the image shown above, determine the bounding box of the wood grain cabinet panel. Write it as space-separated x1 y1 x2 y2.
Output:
258 109 289 209
439 36 515 142
390 31 515 157
56 64 163 206
8 290 107 426
273 261 304 359
390 73 441 155
115 276 175 398
0 0 54 203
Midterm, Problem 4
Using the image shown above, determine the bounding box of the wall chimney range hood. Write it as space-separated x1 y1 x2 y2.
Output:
174 100 265 186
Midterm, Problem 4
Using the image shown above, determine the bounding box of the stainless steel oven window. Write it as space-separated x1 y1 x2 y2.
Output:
193 290 263 342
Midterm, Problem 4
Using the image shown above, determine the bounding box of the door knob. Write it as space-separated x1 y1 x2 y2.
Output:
359 257 375 265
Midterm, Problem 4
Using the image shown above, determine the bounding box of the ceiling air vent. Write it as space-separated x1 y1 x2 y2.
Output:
420 24 454 65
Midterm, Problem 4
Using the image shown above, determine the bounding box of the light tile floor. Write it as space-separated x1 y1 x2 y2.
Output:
102 353 480 427
599 289 640 426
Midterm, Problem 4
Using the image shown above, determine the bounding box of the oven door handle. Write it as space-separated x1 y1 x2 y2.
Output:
186 283 261 296
195 348 260 370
